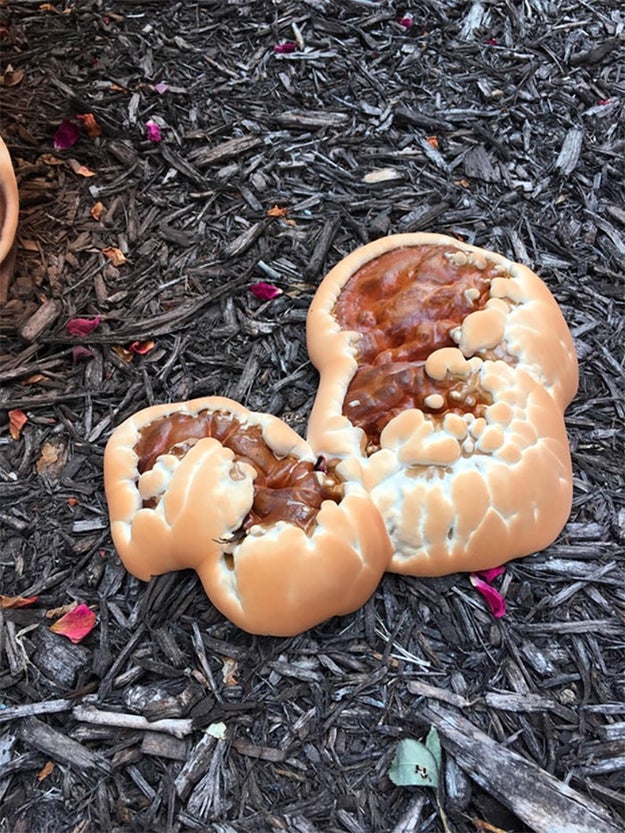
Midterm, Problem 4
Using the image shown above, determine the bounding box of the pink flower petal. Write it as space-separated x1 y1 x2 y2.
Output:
485 37 498 46
145 120 162 143
54 119 80 150
65 316 102 336
249 281 282 301
274 41 297 54
470 575 506 618
49 604 96 643
474 566 505 584
153 81 169 94
398 14 414 28
72 346 95 364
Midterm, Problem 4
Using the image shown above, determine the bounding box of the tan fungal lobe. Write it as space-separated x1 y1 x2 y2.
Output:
104 396 393 636
306 232 578 577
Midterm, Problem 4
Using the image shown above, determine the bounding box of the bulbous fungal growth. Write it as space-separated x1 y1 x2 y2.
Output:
104 396 392 636
306 232 578 576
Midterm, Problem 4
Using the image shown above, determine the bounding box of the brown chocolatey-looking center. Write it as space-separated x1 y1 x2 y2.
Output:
333 245 505 450
134 410 343 534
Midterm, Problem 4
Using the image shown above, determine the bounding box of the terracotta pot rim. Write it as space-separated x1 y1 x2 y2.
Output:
0 135 19 266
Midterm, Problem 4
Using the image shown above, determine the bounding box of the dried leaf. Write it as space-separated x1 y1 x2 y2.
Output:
267 204 289 218
53 119 80 150
1 64 24 86
75 112 102 138
37 760 55 781
470 575 506 618
8 408 28 440
66 315 101 336
145 120 162 143
112 344 134 362
221 657 239 686
0 593 38 609
49 603 96 643
90 201 104 221
249 281 282 301
101 247 127 266
36 441 65 476
39 153 65 166
67 159 96 177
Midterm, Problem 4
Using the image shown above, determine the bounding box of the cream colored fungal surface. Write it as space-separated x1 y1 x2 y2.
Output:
104 396 393 636
306 233 578 575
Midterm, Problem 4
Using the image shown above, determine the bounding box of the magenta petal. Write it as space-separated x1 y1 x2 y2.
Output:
153 81 169 94
274 42 297 54
72 346 94 364
398 14 414 28
249 281 282 301
66 316 102 336
474 566 505 584
470 575 506 618
145 120 162 142
49 604 96 644
54 119 81 150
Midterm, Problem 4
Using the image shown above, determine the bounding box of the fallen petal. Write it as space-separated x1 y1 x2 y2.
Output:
397 14 414 28
249 281 282 301
75 112 102 138
0 593 38 609
54 119 80 150
66 316 102 336
8 408 28 440
274 41 297 54
474 566 505 584
153 81 169 94
72 346 94 364
49 603 96 643
128 340 155 355
470 575 506 618
146 120 162 143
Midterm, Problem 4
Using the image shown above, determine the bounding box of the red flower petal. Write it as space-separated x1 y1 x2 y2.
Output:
66 316 102 336
474 566 505 584
274 42 297 54
249 281 282 301
397 14 413 28
49 603 96 643
72 346 94 364
145 120 162 142
53 119 80 150
128 340 155 355
470 575 506 618
485 37 498 46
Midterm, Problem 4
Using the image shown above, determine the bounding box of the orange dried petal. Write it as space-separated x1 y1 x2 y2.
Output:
8 408 27 440
49 603 96 643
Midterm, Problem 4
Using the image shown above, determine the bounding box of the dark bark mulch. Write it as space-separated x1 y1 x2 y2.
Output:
1 2 624 832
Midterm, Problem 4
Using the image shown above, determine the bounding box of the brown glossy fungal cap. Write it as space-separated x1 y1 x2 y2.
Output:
0 136 19 266
104 396 392 636
306 233 578 575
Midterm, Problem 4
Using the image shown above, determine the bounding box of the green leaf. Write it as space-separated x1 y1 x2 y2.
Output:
425 726 442 769
388 738 440 788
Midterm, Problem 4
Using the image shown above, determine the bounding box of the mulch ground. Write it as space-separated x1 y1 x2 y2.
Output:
1 2 624 832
